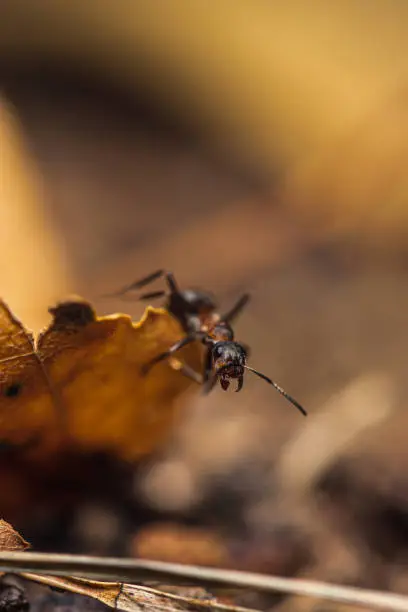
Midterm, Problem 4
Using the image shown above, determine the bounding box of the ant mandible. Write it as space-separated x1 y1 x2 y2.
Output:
106 270 307 416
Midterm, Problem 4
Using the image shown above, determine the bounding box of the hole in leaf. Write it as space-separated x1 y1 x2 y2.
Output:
4 383 22 398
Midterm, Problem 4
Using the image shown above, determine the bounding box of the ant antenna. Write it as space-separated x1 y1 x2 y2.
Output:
244 366 307 416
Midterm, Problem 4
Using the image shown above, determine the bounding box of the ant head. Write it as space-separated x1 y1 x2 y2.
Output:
212 341 247 391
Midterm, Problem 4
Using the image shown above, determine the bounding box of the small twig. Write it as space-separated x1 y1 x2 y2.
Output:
0 552 407 611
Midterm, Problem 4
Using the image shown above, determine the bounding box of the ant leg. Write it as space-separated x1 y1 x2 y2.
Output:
117 290 167 303
169 332 210 384
164 272 179 294
117 269 180 297
136 290 167 301
202 346 218 394
142 332 206 375
103 269 165 298
202 347 213 384
245 366 307 416
221 293 251 324
141 335 197 374
203 374 218 395
168 357 203 384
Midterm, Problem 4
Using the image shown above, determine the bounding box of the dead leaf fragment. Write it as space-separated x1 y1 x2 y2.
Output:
0 298 203 463
0 301 63 455
0 524 253 612
22 575 248 612
0 521 29 552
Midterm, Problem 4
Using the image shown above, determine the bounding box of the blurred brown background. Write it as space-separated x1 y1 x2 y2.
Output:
2 1 408 609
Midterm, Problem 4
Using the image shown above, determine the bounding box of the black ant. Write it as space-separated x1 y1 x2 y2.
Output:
106 270 307 416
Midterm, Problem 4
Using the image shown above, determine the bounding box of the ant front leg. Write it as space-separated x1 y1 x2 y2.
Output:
142 331 207 375
141 335 196 375
202 341 218 394
168 357 203 385
202 344 214 384
202 372 219 395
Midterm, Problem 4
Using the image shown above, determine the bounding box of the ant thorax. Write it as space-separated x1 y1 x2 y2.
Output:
207 321 234 342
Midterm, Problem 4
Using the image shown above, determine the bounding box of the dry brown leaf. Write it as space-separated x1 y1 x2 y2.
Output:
0 520 29 552
22 573 253 612
0 298 202 463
